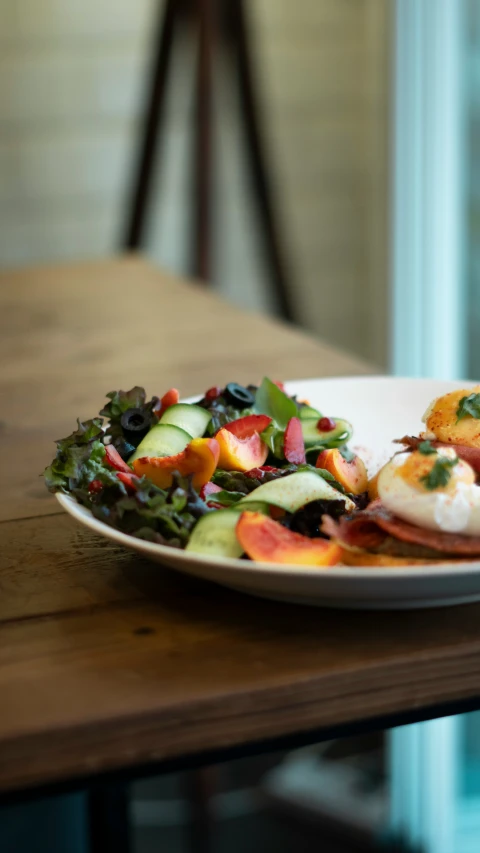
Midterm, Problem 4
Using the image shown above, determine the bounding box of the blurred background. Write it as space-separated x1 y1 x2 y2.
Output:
2 0 480 851
0 0 389 368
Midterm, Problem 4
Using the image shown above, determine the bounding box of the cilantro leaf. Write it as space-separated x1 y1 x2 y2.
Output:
420 456 458 490
456 393 480 422
418 440 437 455
254 377 297 429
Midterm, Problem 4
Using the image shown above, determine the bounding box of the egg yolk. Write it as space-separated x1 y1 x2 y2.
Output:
423 387 480 448
395 450 475 494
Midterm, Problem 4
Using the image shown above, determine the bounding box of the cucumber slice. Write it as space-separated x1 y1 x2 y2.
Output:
239 470 355 513
159 403 211 438
128 424 191 464
299 404 322 420
301 417 352 449
186 472 354 558
186 508 262 558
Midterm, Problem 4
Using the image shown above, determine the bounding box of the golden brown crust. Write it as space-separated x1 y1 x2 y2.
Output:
339 548 468 567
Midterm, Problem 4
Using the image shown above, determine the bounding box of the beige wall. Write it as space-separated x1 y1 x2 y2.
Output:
0 0 389 367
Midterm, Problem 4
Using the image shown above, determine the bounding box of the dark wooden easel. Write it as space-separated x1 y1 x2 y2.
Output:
122 0 295 322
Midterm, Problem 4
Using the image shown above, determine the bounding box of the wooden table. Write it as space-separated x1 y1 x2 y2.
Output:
2 258 480 829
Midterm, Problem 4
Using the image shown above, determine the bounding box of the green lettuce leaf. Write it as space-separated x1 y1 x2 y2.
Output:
204 490 245 506
43 419 118 493
88 473 211 547
100 386 147 420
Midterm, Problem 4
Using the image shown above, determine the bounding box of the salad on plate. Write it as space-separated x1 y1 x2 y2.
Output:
45 379 480 568
44 378 366 566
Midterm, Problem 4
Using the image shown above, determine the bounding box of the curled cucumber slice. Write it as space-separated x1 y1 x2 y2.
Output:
301 417 352 449
186 471 354 558
298 404 322 420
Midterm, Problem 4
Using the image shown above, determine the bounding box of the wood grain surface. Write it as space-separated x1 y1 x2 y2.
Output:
3 257 477 797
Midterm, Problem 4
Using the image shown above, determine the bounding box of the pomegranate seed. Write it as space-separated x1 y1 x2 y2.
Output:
205 386 222 400
88 479 103 494
318 417 336 432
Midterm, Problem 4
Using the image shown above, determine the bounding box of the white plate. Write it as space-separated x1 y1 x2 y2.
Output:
57 376 480 610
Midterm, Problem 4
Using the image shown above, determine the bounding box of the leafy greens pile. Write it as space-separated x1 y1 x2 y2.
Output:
44 379 356 547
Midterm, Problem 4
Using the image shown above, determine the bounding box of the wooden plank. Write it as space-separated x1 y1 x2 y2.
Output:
0 514 142 623
2 512 480 792
0 257 371 522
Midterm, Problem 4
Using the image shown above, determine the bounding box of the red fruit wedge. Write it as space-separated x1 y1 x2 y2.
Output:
155 387 180 418
284 417 306 464
236 511 342 566
117 471 139 491
216 428 269 472
199 482 222 500
223 414 272 440
316 448 368 496
104 444 132 473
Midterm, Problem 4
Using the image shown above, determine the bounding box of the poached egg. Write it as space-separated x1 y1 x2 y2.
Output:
422 386 480 447
377 447 480 535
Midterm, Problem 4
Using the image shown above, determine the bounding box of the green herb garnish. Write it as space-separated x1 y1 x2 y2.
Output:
456 393 480 423
339 446 355 462
420 456 458 490
254 377 297 429
418 440 437 455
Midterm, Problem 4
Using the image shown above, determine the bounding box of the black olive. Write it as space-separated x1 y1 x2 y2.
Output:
224 382 255 409
120 407 153 445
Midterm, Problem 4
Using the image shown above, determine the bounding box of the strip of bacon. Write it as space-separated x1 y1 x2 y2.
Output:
322 500 480 556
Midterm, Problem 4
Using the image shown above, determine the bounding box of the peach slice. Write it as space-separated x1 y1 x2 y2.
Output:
133 437 219 490
367 471 380 502
215 427 268 472
236 511 342 566
223 414 271 439
316 448 368 495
